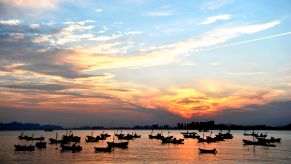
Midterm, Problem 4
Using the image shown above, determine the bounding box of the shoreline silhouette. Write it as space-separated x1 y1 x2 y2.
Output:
1 121 291 131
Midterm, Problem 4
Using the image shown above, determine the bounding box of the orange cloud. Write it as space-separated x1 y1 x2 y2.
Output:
0 59 287 119
121 85 285 118
60 49 178 72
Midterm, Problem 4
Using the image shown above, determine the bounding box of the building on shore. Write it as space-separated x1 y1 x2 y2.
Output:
177 121 215 130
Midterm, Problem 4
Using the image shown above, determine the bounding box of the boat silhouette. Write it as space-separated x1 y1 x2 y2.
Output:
94 146 113 152
49 132 63 144
14 145 35 151
199 148 217 154
181 131 200 139
162 137 184 144
62 131 80 142
18 132 44 141
107 141 128 148
35 141 47 149
242 139 276 147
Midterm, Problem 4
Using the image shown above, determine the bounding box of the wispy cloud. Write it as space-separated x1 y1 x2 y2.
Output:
224 72 266 76
199 14 231 25
1 19 281 81
140 20 281 60
49 23 96 45
201 0 233 11
60 24 95 34
63 20 96 25
124 31 143 35
95 9 103 12
47 20 281 73
147 11 174 16
208 31 291 51
87 34 122 42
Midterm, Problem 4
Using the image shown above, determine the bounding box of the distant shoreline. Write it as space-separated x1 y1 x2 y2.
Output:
1 129 291 131
1 121 291 131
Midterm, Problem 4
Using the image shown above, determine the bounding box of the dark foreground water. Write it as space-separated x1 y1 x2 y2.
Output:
0 130 290 163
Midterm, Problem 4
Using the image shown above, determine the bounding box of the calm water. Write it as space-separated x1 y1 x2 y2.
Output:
0 130 290 164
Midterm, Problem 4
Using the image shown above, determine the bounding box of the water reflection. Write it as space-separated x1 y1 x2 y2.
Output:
0 130 291 163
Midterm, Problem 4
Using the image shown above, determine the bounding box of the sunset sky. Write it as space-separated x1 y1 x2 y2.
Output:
0 0 291 127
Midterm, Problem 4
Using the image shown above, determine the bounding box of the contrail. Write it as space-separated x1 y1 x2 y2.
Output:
207 31 291 51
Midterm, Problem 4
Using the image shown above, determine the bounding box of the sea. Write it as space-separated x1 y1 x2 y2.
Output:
0 130 290 164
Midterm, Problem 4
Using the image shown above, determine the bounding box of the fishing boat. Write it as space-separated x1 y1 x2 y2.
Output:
149 133 163 139
35 142 47 148
27 136 44 141
199 148 217 154
205 136 217 143
160 132 173 141
100 132 111 138
86 136 99 142
254 132 267 138
49 133 63 144
85 130 100 142
20 133 44 141
214 135 225 142
49 138 63 144
256 137 271 143
18 132 27 140
197 137 207 143
242 139 261 145
217 130 233 139
94 147 113 152
198 133 218 143
149 130 163 139
261 144 276 147
162 138 184 144
242 139 275 147
115 131 125 138
270 137 281 143
198 136 217 143
133 132 141 138
14 145 35 151
97 135 107 140
18 133 34 141
255 136 281 144
181 131 200 139
62 131 80 142
117 133 135 140
107 141 128 148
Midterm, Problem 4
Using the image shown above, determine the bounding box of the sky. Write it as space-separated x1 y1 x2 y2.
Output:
0 0 291 128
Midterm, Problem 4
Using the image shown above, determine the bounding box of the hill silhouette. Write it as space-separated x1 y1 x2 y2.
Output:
0 121 63 130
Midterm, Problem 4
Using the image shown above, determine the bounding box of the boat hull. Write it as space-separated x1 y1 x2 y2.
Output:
107 142 128 148
95 147 112 152
14 145 35 151
199 148 217 154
